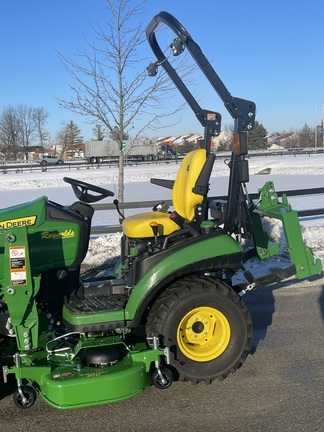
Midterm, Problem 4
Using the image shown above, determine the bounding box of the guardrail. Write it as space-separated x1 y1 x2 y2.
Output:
0 158 181 174
90 186 324 235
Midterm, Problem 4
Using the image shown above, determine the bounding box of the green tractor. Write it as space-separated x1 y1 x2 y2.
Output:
0 12 322 409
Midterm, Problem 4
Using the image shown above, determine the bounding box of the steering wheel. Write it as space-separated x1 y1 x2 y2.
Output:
63 177 114 203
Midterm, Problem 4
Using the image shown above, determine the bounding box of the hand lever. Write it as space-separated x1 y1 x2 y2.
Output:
150 222 159 247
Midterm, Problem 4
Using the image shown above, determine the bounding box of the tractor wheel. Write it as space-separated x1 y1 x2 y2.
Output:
146 275 253 384
13 386 36 409
151 367 173 389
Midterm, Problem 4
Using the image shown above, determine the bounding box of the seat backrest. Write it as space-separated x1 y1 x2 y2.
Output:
172 149 211 222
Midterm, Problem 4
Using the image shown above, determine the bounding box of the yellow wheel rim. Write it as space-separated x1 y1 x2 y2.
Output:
177 306 231 362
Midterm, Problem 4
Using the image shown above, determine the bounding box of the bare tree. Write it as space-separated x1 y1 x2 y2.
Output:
16 104 36 160
0 105 50 160
0 106 20 160
58 0 184 203
33 107 49 148
55 127 70 158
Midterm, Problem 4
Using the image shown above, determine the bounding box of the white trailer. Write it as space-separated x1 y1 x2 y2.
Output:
85 140 159 163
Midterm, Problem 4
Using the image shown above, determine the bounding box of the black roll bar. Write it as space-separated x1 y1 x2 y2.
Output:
146 11 256 140
146 11 257 236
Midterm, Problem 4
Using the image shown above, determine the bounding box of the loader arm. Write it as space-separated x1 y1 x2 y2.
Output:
251 181 322 279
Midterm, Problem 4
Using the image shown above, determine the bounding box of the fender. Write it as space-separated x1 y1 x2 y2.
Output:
125 231 243 324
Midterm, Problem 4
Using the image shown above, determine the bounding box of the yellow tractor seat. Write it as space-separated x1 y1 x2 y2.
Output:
122 149 215 239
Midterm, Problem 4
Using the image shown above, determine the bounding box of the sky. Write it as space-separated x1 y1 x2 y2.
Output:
1 0 324 143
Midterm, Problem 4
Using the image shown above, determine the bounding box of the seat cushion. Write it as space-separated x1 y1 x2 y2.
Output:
122 211 180 238
172 149 207 221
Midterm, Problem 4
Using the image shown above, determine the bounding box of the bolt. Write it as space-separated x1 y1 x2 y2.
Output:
7 234 16 242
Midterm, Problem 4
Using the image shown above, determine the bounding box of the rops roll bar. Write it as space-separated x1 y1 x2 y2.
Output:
146 11 256 148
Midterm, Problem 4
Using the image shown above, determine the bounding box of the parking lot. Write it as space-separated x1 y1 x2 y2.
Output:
1 277 323 432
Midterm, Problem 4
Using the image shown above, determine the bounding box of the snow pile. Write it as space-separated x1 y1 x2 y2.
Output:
82 233 122 275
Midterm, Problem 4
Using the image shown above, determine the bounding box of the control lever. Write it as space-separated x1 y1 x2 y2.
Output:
113 199 125 221
150 221 159 247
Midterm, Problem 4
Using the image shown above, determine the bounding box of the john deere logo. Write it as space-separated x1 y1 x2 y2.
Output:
0 216 36 230
41 229 75 240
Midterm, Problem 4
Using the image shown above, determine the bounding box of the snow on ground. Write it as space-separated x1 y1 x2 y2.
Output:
1 152 324 279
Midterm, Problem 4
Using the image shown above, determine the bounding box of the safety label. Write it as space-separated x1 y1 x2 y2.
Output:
9 246 27 285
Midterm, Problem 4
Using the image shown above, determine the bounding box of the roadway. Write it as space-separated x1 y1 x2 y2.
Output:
1 147 324 173
0 277 323 432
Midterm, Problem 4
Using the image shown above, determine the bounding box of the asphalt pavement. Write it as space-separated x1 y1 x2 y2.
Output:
1 277 324 432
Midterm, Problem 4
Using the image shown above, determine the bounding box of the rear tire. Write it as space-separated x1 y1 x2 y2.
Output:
146 276 252 384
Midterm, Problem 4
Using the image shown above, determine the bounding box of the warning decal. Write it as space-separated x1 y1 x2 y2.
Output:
9 246 27 285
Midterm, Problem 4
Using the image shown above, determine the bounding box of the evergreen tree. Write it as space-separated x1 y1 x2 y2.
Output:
56 121 83 157
109 126 129 141
66 120 83 145
298 124 314 148
248 121 268 149
92 124 106 141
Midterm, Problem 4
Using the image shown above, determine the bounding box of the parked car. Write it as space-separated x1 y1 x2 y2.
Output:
37 156 64 166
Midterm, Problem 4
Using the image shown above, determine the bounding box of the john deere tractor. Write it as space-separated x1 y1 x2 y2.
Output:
0 12 322 409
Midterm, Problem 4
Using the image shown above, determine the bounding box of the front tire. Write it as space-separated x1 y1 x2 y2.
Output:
146 276 252 384
13 386 36 409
